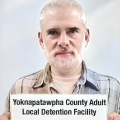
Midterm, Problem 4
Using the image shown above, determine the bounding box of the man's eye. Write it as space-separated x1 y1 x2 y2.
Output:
70 29 78 33
48 31 58 35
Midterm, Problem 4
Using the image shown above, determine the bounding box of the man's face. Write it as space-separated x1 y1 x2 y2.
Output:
38 8 90 70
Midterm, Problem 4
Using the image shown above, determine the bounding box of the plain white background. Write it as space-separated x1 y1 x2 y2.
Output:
0 0 120 114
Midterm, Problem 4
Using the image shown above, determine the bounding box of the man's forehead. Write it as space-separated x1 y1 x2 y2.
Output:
42 8 82 22
44 7 81 15
40 7 85 31
39 1 87 30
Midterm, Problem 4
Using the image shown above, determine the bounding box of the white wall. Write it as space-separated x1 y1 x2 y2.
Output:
0 0 120 114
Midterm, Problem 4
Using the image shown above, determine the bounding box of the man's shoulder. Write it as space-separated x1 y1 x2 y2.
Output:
16 70 43 83
87 68 120 92
88 68 120 83
87 69 120 114
11 70 44 94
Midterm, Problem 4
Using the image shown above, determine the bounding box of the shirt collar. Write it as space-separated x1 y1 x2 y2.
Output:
33 63 51 89
78 61 100 91
33 61 100 91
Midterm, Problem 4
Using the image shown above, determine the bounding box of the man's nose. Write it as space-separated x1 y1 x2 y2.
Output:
57 32 70 46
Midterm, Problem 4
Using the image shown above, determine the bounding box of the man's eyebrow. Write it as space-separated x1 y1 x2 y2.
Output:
47 28 59 32
68 27 80 30
46 27 80 33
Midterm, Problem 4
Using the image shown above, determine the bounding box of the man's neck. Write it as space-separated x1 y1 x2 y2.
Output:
51 63 83 79
50 63 83 94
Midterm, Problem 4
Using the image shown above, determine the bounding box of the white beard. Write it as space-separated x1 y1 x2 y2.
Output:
44 46 84 71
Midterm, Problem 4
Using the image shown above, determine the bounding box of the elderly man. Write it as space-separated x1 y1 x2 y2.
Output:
0 0 120 120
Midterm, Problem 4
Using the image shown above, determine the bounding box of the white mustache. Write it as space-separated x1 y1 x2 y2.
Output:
50 47 75 57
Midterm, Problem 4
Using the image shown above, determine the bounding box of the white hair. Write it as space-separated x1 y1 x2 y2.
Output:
39 0 87 30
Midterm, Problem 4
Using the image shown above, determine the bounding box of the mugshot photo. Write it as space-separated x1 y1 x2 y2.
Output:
0 0 120 119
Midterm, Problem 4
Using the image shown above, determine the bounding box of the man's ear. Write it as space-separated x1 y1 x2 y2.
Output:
38 32 44 49
85 28 90 47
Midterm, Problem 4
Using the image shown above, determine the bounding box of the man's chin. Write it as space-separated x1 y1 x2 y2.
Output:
49 56 81 70
56 64 72 70
51 61 75 70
